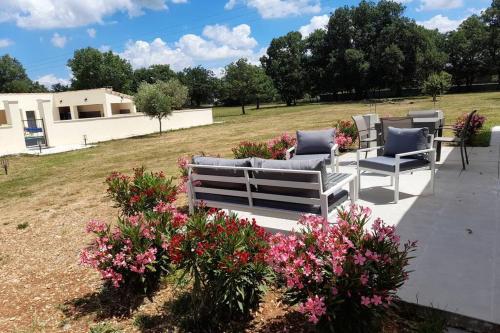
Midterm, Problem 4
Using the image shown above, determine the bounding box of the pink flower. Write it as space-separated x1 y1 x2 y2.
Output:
298 295 326 324
86 220 107 233
360 273 369 285
371 295 383 306
361 296 371 307
128 215 140 226
353 253 366 266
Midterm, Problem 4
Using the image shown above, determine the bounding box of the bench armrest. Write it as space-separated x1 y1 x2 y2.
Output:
395 148 435 158
286 146 295 160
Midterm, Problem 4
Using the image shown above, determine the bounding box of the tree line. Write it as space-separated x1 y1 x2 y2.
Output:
0 0 498 113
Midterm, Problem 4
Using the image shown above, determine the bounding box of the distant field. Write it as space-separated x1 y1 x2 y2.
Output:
0 91 498 332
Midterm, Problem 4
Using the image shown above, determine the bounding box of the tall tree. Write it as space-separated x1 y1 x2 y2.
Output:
254 68 277 109
222 59 261 115
67 47 134 93
179 66 217 106
0 55 46 93
261 31 306 106
132 64 177 91
445 16 488 87
482 0 500 85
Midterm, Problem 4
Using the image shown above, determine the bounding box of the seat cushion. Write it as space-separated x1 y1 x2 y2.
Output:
192 156 251 191
290 153 331 164
251 158 326 197
359 156 430 173
296 129 335 155
383 127 429 157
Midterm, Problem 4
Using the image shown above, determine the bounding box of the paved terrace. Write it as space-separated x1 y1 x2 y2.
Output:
242 144 500 325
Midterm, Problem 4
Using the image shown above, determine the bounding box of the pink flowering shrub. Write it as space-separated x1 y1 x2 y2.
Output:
335 120 357 152
232 141 272 159
177 156 190 194
267 133 297 160
267 205 417 332
453 112 486 139
106 167 178 216
175 208 272 327
80 202 188 294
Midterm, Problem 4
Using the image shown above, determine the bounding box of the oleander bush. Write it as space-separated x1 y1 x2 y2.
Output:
175 208 272 327
335 120 357 151
232 141 272 159
267 133 296 160
80 202 188 294
106 167 178 217
267 205 417 332
453 112 486 140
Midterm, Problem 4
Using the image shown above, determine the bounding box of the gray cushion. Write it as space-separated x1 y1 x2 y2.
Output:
408 110 439 118
290 153 331 164
359 156 430 172
296 129 335 155
192 156 251 191
251 158 326 198
194 193 249 206
383 127 429 157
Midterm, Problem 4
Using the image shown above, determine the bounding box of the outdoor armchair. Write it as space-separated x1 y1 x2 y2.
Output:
286 128 339 172
434 110 477 170
352 115 377 158
356 127 435 203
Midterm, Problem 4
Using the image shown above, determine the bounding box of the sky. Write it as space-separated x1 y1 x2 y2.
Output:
0 0 491 89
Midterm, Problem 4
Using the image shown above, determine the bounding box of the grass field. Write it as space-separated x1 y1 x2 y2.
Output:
0 91 498 332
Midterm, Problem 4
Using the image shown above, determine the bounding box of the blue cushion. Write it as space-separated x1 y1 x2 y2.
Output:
359 156 429 172
290 153 331 164
383 127 429 157
296 129 335 155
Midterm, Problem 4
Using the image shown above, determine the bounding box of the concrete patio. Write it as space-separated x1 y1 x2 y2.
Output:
242 144 500 326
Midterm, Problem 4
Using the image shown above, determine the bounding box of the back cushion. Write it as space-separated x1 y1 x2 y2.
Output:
296 129 335 155
252 158 326 198
383 127 429 158
408 110 438 118
192 156 251 191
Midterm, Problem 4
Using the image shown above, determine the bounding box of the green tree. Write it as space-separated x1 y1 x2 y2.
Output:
67 47 134 93
254 68 276 109
482 0 500 85
222 59 262 115
445 16 488 87
0 55 46 93
422 71 452 105
380 43 405 94
261 31 306 106
132 64 177 91
134 78 187 134
179 66 217 106
51 83 70 92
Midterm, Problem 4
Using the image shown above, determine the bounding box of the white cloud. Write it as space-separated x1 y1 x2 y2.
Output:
225 0 321 19
467 7 486 15
87 28 96 38
36 74 70 89
0 0 185 29
120 38 193 71
202 24 257 49
417 14 463 32
417 0 463 11
0 38 13 48
210 67 225 78
299 14 329 37
119 23 263 71
51 33 67 48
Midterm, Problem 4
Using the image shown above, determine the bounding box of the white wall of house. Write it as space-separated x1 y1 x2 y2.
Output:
0 89 213 156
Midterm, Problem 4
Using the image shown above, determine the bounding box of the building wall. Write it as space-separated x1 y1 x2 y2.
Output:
0 89 213 156
45 109 213 146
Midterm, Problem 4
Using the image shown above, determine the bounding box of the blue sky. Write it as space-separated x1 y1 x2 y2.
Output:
0 0 490 88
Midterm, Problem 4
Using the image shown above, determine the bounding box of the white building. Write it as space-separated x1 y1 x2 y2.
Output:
0 88 213 156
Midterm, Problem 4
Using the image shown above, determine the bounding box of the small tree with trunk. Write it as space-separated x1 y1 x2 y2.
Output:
135 82 172 135
223 59 261 115
422 71 452 106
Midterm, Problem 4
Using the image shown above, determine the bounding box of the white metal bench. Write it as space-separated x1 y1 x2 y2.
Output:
187 164 357 221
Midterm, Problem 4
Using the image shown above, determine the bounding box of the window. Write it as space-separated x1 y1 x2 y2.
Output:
0 110 7 125
58 106 72 120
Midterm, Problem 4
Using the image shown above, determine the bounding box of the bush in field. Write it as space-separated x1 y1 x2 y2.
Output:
335 120 357 151
176 209 272 326
422 71 452 104
106 167 178 216
453 112 486 139
267 133 296 160
80 202 188 294
267 205 417 332
232 141 272 159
